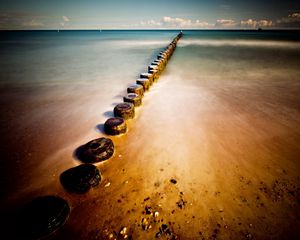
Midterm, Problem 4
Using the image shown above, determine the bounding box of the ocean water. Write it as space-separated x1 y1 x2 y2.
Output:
0 30 299 87
0 30 300 239
0 30 176 87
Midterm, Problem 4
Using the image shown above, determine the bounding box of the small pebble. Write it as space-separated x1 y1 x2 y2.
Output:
170 179 177 184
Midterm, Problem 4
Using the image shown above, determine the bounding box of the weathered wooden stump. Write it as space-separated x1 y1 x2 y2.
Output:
148 69 159 81
151 61 164 71
127 84 144 97
140 73 154 85
124 93 142 107
136 78 150 91
18 196 70 239
157 54 167 61
148 65 159 73
60 164 101 193
114 102 135 119
104 117 127 135
78 137 114 163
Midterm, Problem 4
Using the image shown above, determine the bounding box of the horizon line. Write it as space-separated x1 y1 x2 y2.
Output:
1 28 300 31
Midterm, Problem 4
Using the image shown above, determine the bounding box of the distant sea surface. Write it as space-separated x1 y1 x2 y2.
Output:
0 30 299 87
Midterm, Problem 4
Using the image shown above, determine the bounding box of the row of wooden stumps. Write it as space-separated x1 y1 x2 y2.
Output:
18 32 183 239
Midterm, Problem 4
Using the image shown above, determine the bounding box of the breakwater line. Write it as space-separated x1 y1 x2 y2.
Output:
17 32 183 239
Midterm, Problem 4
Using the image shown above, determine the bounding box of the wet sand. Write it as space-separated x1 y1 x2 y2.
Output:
1 47 300 239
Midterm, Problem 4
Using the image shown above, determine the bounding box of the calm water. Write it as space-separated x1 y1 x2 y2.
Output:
0 30 299 87
0 30 300 239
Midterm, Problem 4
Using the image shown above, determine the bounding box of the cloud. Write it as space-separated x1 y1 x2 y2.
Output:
139 16 276 29
140 19 162 27
240 19 273 28
277 12 300 28
215 19 237 28
140 16 212 29
62 16 70 22
60 16 70 27
0 12 47 29
23 19 44 27
162 16 212 28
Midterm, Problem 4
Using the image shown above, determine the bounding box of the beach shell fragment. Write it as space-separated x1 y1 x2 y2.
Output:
104 117 127 135
18 196 70 239
124 93 142 107
60 164 101 193
79 137 114 163
114 102 135 120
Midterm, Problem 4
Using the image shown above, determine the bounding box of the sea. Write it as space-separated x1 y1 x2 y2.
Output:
0 30 300 239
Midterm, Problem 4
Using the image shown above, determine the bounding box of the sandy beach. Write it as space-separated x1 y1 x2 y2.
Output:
0 31 300 239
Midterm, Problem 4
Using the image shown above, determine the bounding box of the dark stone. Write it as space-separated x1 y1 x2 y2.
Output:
170 179 177 184
60 164 101 193
78 137 114 163
124 93 142 107
155 231 162 238
104 117 127 135
18 196 70 239
145 206 152 215
127 84 144 97
114 102 135 120
161 224 169 232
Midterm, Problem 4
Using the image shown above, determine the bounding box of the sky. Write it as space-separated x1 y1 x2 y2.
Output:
0 0 299 29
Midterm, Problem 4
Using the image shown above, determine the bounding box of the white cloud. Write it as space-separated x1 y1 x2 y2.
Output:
277 12 300 27
23 19 44 27
62 16 70 22
258 20 273 27
215 19 237 28
240 19 273 28
140 16 212 29
162 16 192 27
194 20 212 28
140 19 162 27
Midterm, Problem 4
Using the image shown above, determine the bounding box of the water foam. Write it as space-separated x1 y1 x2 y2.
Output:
178 39 300 48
